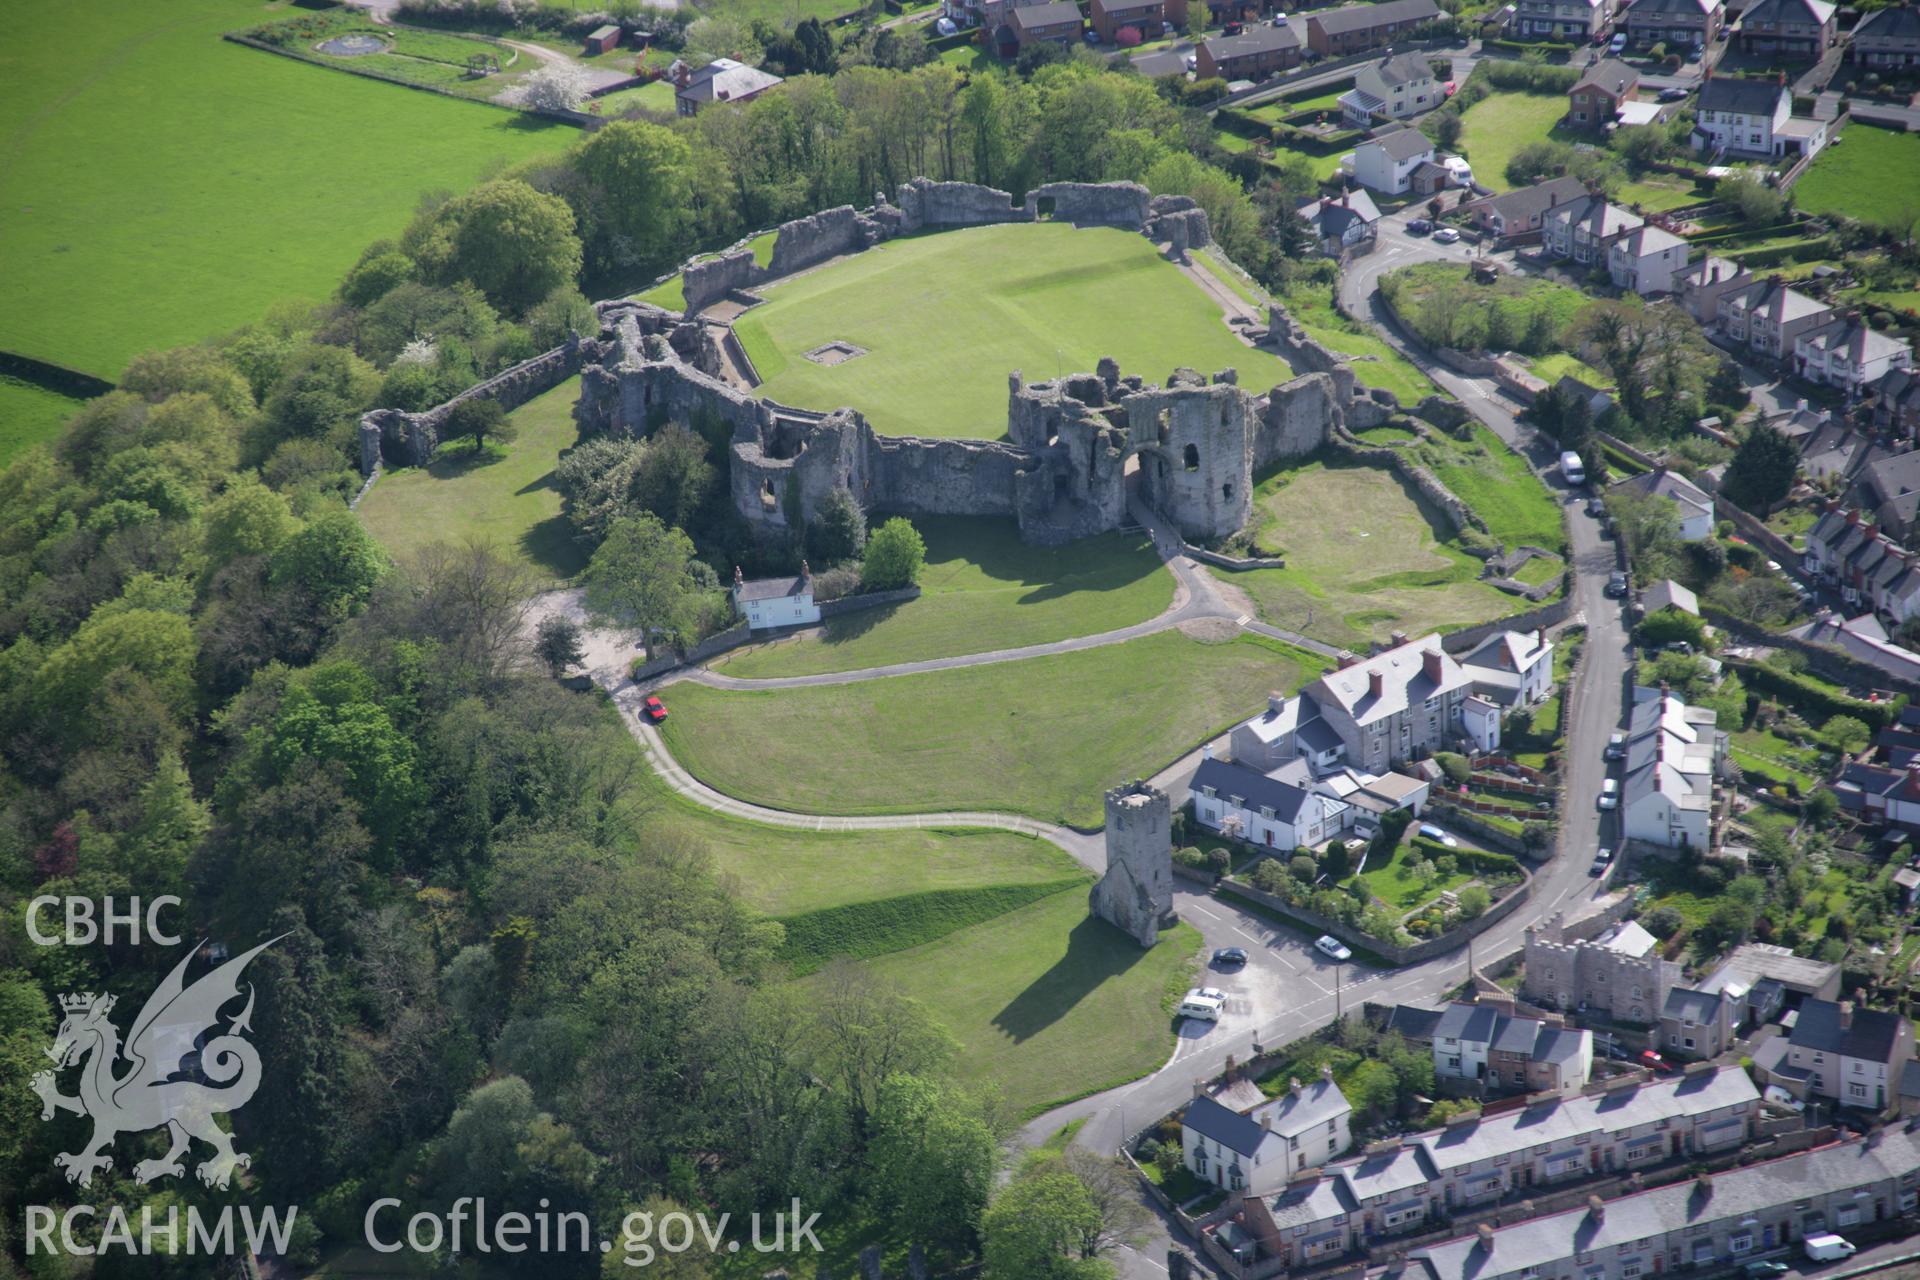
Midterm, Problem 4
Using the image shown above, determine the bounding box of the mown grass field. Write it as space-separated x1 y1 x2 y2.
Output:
0 377 87 467
1794 124 1920 231
0 0 577 380
734 223 1292 440
356 376 586 580
1457 92 1574 194
1222 459 1518 649
710 517 1172 677
835 889 1200 1116
663 630 1324 827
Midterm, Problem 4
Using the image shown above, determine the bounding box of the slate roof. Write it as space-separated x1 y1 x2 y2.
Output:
1790 998 1906 1063
1856 4 1920 43
734 573 810 602
1533 1026 1590 1066
1643 579 1699 616
1364 50 1436 87
1307 633 1466 728
1704 945 1840 999
1183 1093 1268 1156
1697 75 1788 118
1251 1076 1353 1139
1492 1016 1545 1056
1740 0 1835 26
1613 223 1689 258
1613 466 1712 519
1192 757 1332 826
1369 126 1437 162
1202 22 1302 57
677 58 783 106
1867 449 1920 507
1310 0 1442 34
1384 1004 1445 1042
1662 986 1723 1025
1340 1142 1434 1202
1627 0 1722 18
1435 1002 1502 1045
1011 0 1083 27
1267 1175 1360 1229
1575 58 1639 94
1799 318 1914 369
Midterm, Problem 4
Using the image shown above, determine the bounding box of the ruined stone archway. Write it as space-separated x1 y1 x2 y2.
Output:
1122 445 1174 516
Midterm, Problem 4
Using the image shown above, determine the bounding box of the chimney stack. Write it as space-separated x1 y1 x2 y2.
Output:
1370 670 1385 699
1587 1195 1605 1221
1269 691 1286 714
1290 1077 1303 1097
1423 649 1445 685
733 565 745 587
1476 1224 1495 1251
1338 650 1358 670
1840 1000 1854 1030
1321 1063 1335 1083
1262 1110 1274 1131
1847 508 1862 527
1391 630 1409 648
800 559 811 581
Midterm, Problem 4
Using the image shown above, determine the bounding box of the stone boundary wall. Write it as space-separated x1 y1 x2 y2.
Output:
1424 800 1534 856
0 350 115 399
1218 861 1533 968
627 588 922 682
1183 545 1287 571
348 462 382 512
1328 427 1484 538
1438 595 1574 656
1595 428 1661 472
817 584 920 619
359 336 584 473
631 621 753 682
1711 492 1803 575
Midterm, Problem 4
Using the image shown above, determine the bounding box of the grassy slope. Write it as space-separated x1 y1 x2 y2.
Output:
663 630 1324 827
733 223 1292 440
1277 285 1440 406
356 375 586 581
0 377 86 467
1420 424 1567 552
1457 92 1574 195
710 517 1172 678
1221 458 1518 649
836 889 1200 1116
0 0 576 379
1795 124 1920 230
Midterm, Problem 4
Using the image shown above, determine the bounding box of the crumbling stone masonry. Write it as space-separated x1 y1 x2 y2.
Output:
1090 781 1176 948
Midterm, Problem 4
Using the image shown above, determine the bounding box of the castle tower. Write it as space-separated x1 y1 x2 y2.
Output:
1090 780 1175 948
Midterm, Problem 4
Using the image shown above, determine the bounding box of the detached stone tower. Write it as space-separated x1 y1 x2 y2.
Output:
1090 781 1175 948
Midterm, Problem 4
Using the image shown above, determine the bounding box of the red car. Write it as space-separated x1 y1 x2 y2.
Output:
643 695 669 723
1639 1050 1677 1074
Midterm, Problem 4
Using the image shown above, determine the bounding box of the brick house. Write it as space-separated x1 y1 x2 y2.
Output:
1090 0 1167 42
1569 59 1640 128
1514 0 1616 42
1195 22 1303 78
1305 0 1442 55
1736 0 1836 58
1458 175 1589 243
1623 0 1725 48
1008 0 1084 45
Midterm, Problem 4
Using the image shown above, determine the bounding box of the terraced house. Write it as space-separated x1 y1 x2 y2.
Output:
1718 276 1835 361
1735 0 1836 58
1305 0 1442 55
1514 0 1617 43
1542 193 1644 264
1195 23 1303 79
1803 506 1920 621
1404 1125 1920 1280
1793 317 1914 395
1623 0 1725 48
1853 4 1920 68
1180 1071 1354 1196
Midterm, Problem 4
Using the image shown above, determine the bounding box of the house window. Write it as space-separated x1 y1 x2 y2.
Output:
1729 1233 1753 1255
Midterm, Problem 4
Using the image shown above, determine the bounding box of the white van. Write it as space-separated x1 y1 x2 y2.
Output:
1178 993 1225 1022
1803 1233 1856 1262
1560 450 1586 486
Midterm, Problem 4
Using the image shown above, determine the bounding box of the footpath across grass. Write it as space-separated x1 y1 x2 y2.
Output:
356 376 586 580
734 223 1292 440
1222 458 1518 650
711 516 1172 677
834 889 1200 1117
664 629 1325 827
1794 124 1920 231
0 0 577 379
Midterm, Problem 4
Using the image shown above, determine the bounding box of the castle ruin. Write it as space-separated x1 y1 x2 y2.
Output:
1090 781 1176 948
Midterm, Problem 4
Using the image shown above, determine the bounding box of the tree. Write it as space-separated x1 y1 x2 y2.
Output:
523 62 593 113
1822 715 1871 754
416 180 584 317
1717 170 1790 228
867 1075 997 1254
1637 606 1707 649
535 615 587 678
250 913 349 1199
1457 884 1491 919
1642 904 1685 938
1429 109 1463 150
269 509 389 615
570 121 697 276
582 513 710 652
807 486 868 566
1185 0 1208 38
445 397 516 453
1322 840 1353 880
1062 1147 1152 1261
861 516 926 590
982 1168 1114 1280
1720 423 1798 513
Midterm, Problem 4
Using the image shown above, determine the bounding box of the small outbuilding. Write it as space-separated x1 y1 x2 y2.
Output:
585 24 623 54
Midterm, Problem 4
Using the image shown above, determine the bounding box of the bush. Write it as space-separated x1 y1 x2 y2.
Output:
1434 751 1471 785
1289 854 1317 881
1175 846 1209 869
1207 847 1232 875
808 564 861 603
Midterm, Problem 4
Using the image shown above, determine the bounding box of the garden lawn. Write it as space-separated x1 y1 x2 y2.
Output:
592 79 678 116
710 516 1172 677
1220 459 1519 650
1278 285 1440 405
1529 352 1613 389
830 888 1200 1116
661 630 1325 827
0 0 578 381
1794 124 1920 231
1616 171 1712 213
0 377 86 466
1356 843 1472 912
356 376 586 580
733 223 1291 440
1456 92 1575 194
1418 425 1567 552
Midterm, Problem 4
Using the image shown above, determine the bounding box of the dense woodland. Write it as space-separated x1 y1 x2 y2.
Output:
0 42 1342 1280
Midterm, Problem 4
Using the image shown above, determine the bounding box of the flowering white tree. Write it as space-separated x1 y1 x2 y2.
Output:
522 62 592 113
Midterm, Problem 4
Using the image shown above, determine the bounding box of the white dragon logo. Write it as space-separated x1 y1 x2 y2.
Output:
31 938 279 1189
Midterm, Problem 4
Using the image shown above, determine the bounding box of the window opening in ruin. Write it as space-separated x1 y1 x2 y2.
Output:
1184 444 1200 472
761 480 777 511
1223 483 1233 501
1157 410 1171 445
1035 196 1057 220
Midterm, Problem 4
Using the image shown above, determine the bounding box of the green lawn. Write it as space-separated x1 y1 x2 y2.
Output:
1529 352 1613 389
1794 124 1920 231
634 231 777 313
662 630 1324 827
834 888 1200 1116
1278 285 1440 405
0 0 578 380
356 375 586 581
592 78 678 116
1418 425 1568 552
710 516 1172 677
1616 171 1712 214
734 223 1292 440
1356 841 1472 911
1194 248 1270 308
1221 458 1520 650
0 377 87 467
1457 92 1574 195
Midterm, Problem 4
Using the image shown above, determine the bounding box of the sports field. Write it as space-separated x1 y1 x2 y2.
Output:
1795 124 1920 231
732 223 1293 440
356 376 587 581
1223 460 1521 650
1457 92 1574 194
0 0 577 381
709 516 1172 677
663 629 1324 828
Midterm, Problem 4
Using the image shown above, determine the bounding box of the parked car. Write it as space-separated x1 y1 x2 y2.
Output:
1659 86 1689 101
1212 946 1248 968
1662 641 1694 656
1590 851 1611 876
1606 570 1629 597
1586 496 1606 517
1406 217 1433 235
1223 20 1244 33
643 695 669 722
1741 1263 1790 1279
1083 27 1099 42
1605 732 1626 760
1686 44 1705 60
1598 778 1619 810
1315 935 1352 962
1609 31 1628 52
1417 823 1458 848
1433 226 1461 244
1185 53 1197 71
1271 13 1289 24
1639 1049 1675 1072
